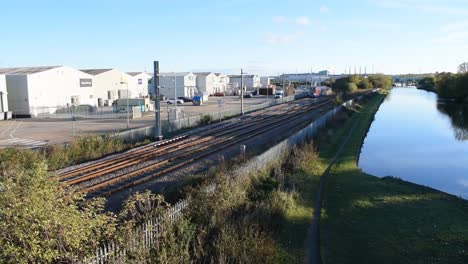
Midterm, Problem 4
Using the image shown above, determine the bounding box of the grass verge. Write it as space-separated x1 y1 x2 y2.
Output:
318 91 468 263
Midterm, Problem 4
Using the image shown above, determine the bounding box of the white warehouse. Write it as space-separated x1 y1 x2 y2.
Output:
126 72 151 98
215 73 228 93
1 66 95 116
228 74 261 89
194 72 218 95
80 69 132 107
0 74 8 113
159 72 197 98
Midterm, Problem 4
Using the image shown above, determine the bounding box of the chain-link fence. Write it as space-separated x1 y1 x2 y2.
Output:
10 105 146 119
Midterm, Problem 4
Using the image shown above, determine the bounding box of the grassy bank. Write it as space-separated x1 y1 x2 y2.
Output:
318 92 468 263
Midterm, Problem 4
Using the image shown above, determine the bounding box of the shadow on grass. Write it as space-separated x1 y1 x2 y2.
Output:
321 164 468 264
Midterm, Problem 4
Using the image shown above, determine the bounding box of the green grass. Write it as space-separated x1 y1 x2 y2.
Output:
319 92 468 264
275 149 327 263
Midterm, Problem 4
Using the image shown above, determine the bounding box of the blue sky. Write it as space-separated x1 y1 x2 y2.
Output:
1 0 467 75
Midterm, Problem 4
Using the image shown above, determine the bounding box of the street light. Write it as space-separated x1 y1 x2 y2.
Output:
120 81 130 129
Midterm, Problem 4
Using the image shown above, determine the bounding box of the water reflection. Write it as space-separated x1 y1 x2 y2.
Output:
437 102 468 141
358 87 468 199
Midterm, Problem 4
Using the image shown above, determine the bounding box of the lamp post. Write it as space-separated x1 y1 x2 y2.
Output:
120 81 130 129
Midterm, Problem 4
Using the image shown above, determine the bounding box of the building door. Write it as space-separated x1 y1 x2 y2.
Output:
97 98 103 107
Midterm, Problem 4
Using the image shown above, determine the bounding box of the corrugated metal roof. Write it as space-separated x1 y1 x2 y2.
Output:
126 72 142 76
0 66 61 75
193 72 214 76
80 69 113 75
228 74 257 78
160 72 193 77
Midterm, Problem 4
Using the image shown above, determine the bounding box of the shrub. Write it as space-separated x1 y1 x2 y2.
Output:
199 114 213 126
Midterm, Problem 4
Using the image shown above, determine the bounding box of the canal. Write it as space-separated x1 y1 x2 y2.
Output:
359 87 468 199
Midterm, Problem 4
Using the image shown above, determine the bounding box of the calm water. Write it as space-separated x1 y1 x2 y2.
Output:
359 87 468 199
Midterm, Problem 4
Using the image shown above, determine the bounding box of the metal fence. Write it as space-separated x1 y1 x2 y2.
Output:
11 106 144 119
168 95 298 131
80 199 189 264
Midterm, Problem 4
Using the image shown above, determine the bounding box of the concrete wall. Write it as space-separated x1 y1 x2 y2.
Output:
0 74 8 112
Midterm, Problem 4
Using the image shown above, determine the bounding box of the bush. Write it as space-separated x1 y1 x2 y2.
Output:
199 114 213 126
0 151 116 263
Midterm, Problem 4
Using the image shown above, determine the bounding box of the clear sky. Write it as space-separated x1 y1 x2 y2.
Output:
1 0 467 75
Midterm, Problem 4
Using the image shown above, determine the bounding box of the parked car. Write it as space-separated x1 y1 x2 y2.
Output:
213 92 225 97
243 93 253 98
274 94 283 99
178 96 193 102
167 98 184 104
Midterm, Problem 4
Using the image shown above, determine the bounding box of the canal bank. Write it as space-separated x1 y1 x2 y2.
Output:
359 87 468 199
317 90 468 264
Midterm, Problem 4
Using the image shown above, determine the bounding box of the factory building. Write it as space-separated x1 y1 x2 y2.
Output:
194 72 218 95
159 72 197 98
277 72 330 84
260 77 274 87
1 66 95 116
126 72 151 98
228 74 261 89
80 69 131 107
215 73 229 93
0 74 8 113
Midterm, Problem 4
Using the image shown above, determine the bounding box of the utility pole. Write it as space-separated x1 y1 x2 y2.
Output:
174 72 177 116
240 68 244 115
126 82 129 129
154 61 162 141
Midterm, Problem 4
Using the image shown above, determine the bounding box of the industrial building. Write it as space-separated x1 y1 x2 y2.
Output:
1 66 95 116
80 68 131 107
260 77 274 87
215 73 229 93
159 72 197 98
194 72 218 95
0 74 8 113
228 74 261 89
277 72 330 84
126 72 151 98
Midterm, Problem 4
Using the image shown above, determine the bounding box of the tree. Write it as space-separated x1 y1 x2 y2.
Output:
333 77 358 94
0 149 116 263
368 74 393 89
458 62 468 74
357 78 372 89
417 76 436 92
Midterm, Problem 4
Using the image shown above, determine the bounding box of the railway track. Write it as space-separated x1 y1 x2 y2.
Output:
58 94 353 197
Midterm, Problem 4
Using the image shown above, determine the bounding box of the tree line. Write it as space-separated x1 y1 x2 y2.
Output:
322 74 393 94
418 62 468 102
